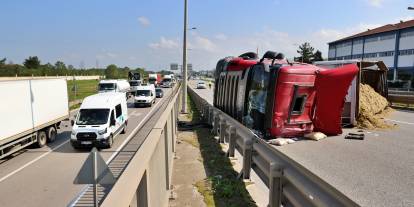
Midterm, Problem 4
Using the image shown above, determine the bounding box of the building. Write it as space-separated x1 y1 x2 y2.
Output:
328 19 414 82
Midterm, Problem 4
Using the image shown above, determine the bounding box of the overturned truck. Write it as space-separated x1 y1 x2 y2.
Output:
214 51 359 138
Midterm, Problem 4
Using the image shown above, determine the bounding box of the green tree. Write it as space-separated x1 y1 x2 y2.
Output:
23 56 41 69
313 50 323 62
54 61 66 70
296 42 314 63
0 58 6 65
105 64 118 79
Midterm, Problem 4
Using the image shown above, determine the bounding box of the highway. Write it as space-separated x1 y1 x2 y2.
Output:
189 80 414 207
0 88 173 207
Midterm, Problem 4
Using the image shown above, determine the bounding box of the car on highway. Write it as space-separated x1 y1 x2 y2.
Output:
156 88 164 98
70 92 128 149
134 84 156 107
196 81 207 89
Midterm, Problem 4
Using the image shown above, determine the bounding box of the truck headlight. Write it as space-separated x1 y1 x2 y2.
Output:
98 128 107 135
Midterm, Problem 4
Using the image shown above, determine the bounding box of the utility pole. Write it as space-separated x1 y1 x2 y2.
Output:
181 0 188 113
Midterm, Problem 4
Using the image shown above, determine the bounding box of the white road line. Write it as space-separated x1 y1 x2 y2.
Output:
385 119 414 125
0 140 69 183
69 91 169 206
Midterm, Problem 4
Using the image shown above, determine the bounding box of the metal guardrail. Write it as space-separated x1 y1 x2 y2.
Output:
388 94 414 105
188 87 359 207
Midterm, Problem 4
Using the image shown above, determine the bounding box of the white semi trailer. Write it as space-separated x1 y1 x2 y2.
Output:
0 79 69 159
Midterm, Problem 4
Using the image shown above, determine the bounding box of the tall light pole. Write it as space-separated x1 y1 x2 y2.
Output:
181 0 188 113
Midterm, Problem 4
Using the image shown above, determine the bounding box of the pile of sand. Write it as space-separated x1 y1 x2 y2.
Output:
357 84 394 129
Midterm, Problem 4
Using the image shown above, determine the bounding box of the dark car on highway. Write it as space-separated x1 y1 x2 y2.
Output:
156 88 163 98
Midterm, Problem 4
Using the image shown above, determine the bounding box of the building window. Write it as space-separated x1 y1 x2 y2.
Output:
364 53 378 58
400 31 414 38
379 51 395 57
379 34 395 41
352 54 362 59
353 39 363 45
399 49 414 56
365 37 379 43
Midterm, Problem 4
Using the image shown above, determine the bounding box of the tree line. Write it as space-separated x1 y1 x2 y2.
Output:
0 56 149 78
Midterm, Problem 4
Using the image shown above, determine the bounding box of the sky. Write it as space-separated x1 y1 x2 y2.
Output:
0 0 413 71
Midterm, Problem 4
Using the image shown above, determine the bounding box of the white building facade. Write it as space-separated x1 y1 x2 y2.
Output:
328 20 414 81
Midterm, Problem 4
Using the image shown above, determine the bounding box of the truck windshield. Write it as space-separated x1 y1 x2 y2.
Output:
129 81 139 86
76 109 110 125
136 90 151 96
99 83 116 91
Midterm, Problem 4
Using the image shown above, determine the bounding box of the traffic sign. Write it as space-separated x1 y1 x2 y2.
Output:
74 148 115 185
170 63 179 70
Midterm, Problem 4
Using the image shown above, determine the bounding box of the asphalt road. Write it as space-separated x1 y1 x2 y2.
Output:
189 80 414 207
0 88 172 207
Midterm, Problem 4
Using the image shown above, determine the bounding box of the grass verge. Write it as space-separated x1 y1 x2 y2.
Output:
67 79 99 102
186 94 257 207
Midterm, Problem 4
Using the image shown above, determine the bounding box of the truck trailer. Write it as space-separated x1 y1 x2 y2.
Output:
0 79 69 159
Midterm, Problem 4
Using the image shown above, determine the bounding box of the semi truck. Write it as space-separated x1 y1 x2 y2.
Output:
148 73 162 87
0 79 69 159
161 75 173 88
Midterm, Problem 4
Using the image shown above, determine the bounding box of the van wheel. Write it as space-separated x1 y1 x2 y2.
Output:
106 135 114 148
121 124 127 134
46 126 57 143
36 131 47 148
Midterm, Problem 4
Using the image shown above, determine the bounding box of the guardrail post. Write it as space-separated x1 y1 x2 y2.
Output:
219 119 227 143
268 162 283 207
227 126 236 157
242 138 253 179
208 107 213 126
212 112 220 136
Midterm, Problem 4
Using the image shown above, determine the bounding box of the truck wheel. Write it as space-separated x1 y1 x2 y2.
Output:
46 126 57 143
106 135 114 148
121 123 127 134
36 131 47 148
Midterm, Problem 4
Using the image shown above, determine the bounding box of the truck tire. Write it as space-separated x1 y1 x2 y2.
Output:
106 135 114 149
121 123 127 134
46 126 57 143
36 131 47 148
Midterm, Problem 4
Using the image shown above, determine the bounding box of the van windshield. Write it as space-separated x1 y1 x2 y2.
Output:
136 90 151 96
76 109 110 125
99 83 116 91
129 81 139 86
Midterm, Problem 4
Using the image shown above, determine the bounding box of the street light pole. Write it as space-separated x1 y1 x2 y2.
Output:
181 0 188 113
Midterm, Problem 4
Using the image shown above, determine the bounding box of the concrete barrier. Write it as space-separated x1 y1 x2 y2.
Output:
100 85 181 207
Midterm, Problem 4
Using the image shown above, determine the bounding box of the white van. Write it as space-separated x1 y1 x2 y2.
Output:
70 93 128 149
98 79 130 94
134 85 156 107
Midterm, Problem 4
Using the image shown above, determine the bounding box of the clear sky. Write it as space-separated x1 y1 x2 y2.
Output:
0 0 413 70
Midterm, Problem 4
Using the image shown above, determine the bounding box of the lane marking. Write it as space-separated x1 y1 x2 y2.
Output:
69 89 171 206
385 119 414 125
0 140 69 183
